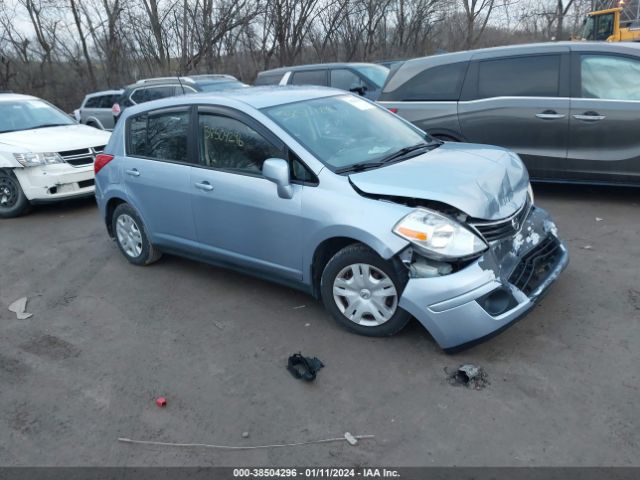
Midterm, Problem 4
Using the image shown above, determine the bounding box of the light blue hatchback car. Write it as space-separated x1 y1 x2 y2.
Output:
94 86 568 351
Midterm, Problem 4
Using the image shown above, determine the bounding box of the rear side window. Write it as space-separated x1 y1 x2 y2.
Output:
581 54 640 100
477 55 560 98
84 97 101 108
330 69 365 91
128 109 190 162
387 62 467 101
254 73 284 86
291 70 328 86
130 86 177 104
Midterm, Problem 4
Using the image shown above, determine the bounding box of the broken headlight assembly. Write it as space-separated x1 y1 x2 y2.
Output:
14 152 64 167
393 208 487 261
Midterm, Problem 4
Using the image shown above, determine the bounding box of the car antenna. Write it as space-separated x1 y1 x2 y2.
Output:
177 75 186 95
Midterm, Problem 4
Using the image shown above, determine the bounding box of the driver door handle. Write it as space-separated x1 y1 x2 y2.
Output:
195 181 214 192
535 110 566 120
125 169 140 177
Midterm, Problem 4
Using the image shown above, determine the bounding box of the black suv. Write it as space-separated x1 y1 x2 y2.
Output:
112 75 246 123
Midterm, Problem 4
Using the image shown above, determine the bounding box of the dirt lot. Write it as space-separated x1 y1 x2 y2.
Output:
0 184 638 467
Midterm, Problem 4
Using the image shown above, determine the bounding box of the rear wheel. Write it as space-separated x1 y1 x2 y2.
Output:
0 170 31 218
320 244 411 336
112 203 162 265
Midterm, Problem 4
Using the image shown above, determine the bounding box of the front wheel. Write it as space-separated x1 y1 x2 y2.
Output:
112 203 162 266
320 244 411 336
0 170 31 218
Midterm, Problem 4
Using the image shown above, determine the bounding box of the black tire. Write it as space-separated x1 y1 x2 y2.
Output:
320 243 411 337
0 169 31 218
111 203 162 266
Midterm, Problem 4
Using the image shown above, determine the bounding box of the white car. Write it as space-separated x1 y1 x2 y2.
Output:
0 93 111 218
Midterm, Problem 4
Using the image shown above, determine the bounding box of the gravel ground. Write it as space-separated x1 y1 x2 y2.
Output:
0 184 638 467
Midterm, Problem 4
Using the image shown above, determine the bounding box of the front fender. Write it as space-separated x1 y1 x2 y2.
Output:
0 152 23 169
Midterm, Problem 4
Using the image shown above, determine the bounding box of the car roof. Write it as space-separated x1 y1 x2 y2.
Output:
85 89 123 98
0 93 39 102
384 41 640 92
258 62 385 76
123 75 238 90
121 85 344 118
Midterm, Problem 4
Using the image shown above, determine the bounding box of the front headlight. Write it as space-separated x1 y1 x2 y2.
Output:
13 152 64 167
393 208 487 260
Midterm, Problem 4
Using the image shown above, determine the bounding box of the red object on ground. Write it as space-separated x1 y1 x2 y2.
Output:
155 397 167 407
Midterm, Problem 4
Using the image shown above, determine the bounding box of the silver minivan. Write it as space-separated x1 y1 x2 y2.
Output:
379 42 640 186
95 87 568 351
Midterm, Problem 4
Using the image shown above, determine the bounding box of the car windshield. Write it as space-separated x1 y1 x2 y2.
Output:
263 94 434 171
353 65 389 88
198 81 248 92
0 99 74 133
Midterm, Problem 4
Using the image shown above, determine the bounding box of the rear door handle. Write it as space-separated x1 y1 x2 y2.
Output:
573 112 606 121
535 110 566 120
125 169 140 177
195 181 214 192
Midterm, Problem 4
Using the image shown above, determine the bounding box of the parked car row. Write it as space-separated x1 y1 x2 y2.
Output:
9 41 639 349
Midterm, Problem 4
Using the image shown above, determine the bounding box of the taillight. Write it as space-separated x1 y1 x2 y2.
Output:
94 154 114 175
388 107 398 114
111 103 121 115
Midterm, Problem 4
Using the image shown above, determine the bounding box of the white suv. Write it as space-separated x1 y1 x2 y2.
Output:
0 93 111 218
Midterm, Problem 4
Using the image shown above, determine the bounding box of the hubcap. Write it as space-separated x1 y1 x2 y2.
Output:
0 176 18 209
116 214 143 258
333 263 398 327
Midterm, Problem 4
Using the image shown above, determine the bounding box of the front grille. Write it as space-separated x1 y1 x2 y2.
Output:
59 146 103 167
470 196 532 243
509 235 562 296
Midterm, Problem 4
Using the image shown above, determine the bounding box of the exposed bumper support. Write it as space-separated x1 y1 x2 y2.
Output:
399 206 569 351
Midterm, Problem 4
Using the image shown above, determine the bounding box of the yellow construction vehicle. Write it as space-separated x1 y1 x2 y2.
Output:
581 7 640 41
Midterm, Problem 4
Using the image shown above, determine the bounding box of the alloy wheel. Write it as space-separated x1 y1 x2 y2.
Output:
0 176 18 209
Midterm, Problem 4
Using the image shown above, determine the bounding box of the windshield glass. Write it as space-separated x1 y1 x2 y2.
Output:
582 16 595 40
353 65 389 88
0 99 74 133
263 94 432 170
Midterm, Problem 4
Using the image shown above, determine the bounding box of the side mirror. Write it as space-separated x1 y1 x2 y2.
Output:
262 158 293 199
349 84 367 96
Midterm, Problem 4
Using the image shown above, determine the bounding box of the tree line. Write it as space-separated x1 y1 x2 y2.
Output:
0 0 596 111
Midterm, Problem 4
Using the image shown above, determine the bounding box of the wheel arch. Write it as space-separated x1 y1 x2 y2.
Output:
308 230 407 299
105 196 128 237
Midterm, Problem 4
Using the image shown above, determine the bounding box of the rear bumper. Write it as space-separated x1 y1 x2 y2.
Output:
13 164 95 202
399 207 569 351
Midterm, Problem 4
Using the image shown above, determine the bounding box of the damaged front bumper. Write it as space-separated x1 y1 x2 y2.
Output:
398 206 569 351
13 163 95 203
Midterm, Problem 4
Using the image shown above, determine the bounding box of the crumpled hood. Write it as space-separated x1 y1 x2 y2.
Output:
349 142 529 221
0 124 111 153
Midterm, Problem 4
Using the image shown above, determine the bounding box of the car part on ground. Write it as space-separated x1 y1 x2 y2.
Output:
95 86 568 350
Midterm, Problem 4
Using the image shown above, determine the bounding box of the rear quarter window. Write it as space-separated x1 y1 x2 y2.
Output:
382 62 468 101
290 70 328 86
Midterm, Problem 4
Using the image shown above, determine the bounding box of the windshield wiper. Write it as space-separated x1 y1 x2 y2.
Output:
30 123 71 130
334 161 386 174
334 141 442 175
378 142 439 165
